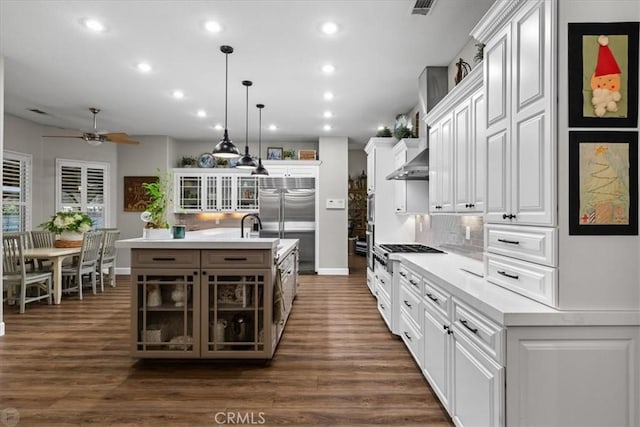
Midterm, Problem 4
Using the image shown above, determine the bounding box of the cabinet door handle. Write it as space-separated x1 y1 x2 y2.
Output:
202 271 207 276
399 272 407 277
497 238 520 245
380 279 385 285
443 324 449 331
152 257 176 261
224 257 248 261
380 303 385 310
460 319 478 334
502 213 509 219
403 331 412 341
193 271 199 276
426 293 439 304
498 270 519 280
403 300 412 308
409 279 418 288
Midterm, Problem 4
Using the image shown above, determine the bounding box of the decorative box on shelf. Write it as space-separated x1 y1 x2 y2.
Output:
298 150 316 160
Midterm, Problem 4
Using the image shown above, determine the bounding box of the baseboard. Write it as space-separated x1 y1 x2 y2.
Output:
317 268 349 276
116 267 131 276
0 321 5 336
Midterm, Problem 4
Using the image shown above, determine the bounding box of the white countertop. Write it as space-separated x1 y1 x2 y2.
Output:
116 228 281 250
394 251 640 327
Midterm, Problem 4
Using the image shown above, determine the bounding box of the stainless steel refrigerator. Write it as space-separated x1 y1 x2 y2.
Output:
259 177 316 273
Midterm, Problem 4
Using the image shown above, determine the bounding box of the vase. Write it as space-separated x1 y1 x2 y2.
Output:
143 228 172 240
55 231 84 247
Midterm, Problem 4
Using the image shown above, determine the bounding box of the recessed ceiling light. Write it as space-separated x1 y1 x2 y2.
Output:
323 124 332 131
323 111 333 118
204 21 222 33
322 64 335 74
321 22 338 35
197 110 207 118
323 91 334 101
172 90 184 99
136 62 152 73
83 18 105 32
269 124 277 131
377 125 385 130
214 124 223 130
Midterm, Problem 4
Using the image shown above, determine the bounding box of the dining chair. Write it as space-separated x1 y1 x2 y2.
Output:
61 231 103 300
2 232 53 313
29 230 56 270
97 229 120 291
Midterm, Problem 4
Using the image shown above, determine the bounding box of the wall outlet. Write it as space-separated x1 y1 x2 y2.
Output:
465 225 471 240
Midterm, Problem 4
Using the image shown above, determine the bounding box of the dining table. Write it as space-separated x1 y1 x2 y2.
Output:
23 246 82 304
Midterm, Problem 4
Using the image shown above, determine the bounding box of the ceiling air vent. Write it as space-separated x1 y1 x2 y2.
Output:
411 0 438 15
27 108 48 115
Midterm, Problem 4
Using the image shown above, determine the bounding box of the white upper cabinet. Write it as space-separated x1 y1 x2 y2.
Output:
425 66 484 215
261 161 319 178
483 0 555 226
173 170 259 213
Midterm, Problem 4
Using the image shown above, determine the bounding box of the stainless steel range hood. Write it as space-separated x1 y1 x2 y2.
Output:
385 148 429 180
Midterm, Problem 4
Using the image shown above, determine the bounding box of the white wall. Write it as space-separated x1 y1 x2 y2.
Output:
318 136 349 274
348 149 366 180
1 55 5 335
558 0 640 309
115 135 173 270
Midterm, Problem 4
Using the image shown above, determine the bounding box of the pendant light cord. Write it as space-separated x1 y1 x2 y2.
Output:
224 52 228 129
245 85 249 147
258 107 262 157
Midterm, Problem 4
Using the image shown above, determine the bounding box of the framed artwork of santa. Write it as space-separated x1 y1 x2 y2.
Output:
568 22 638 127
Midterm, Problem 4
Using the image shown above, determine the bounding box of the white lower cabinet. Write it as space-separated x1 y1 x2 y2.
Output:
423 303 451 410
452 330 504 427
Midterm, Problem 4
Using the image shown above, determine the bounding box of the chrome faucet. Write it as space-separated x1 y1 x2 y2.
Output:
240 213 262 238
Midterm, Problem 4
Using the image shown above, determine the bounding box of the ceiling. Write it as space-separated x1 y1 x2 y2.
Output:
0 0 494 149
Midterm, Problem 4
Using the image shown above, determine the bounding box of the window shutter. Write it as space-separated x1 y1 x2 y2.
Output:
56 159 109 229
2 152 31 232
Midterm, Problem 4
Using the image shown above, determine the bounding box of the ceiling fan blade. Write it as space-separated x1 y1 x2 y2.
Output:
108 138 139 145
102 132 128 139
43 135 84 138
103 132 139 145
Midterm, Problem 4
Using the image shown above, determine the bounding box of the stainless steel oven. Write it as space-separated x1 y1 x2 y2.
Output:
366 223 374 271
367 193 375 223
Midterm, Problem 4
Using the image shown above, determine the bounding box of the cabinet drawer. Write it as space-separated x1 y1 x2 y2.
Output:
377 291 392 331
400 283 422 331
377 270 392 300
131 249 200 268
423 278 451 319
201 250 271 268
486 253 558 307
452 298 505 365
398 264 422 294
400 312 423 367
486 224 557 267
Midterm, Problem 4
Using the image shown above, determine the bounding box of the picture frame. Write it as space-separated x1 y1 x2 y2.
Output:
267 147 283 160
569 131 638 235
568 22 639 128
123 176 157 212
298 149 317 160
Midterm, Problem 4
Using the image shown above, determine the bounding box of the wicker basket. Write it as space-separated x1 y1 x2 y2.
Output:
54 239 83 248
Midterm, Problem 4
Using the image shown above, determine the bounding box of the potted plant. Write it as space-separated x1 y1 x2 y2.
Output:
40 211 93 247
375 126 392 137
179 155 197 168
283 149 296 160
141 170 172 238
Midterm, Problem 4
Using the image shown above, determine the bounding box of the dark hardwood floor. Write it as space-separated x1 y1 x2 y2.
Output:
0 254 452 426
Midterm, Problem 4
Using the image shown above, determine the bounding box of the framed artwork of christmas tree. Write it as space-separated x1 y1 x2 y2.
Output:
569 131 638 235
568 22 638 128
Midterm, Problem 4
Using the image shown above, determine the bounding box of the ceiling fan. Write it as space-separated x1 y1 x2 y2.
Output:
43 107 139 146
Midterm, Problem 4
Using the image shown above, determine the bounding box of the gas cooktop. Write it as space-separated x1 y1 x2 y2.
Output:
377 244 445 254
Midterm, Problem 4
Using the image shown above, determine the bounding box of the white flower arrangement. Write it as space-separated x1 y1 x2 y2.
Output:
40 211 93 234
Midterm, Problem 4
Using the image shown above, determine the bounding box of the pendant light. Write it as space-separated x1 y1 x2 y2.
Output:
251 103 269 176
236 80 258 169
212 45 241 159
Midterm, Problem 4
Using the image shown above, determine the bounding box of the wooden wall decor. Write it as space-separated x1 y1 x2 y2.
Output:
124 176 157 212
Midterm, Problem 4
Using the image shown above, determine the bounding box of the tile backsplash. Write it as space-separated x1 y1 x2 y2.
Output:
174 213 246 231
415 214 484 260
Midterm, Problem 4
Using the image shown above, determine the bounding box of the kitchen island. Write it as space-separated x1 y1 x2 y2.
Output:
116 233 298 359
